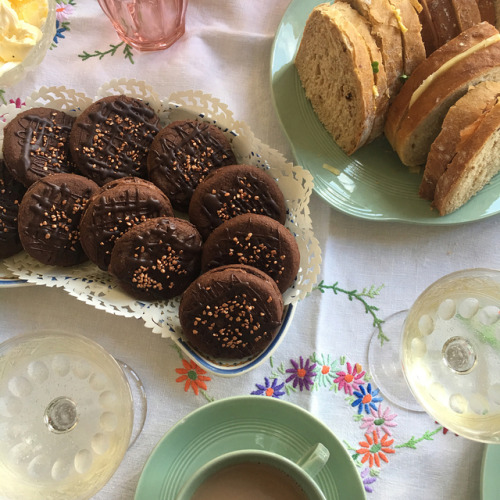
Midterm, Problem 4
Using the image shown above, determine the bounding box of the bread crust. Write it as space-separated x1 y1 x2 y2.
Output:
476 0 496 25
451 0 482 30
433 97 500 214
295 3 375 154
427 0 460 47
419 80 500 200
418 0 440 55
384 22 499 162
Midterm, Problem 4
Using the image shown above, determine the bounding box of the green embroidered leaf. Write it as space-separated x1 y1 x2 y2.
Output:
78 42 135 64
353 414 364 422
0 90 6 105
395 427 442 449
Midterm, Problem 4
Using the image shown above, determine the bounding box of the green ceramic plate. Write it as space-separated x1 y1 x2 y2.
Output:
481 444 500 499
270 0 500 224
134 396 366 500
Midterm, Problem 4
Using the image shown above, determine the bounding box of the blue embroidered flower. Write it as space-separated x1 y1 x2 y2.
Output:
53 20 67 44
251 377 285 398
352 383 383 414
285 356 316 391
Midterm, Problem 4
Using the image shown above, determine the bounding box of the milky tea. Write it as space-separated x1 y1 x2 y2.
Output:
190 461 310 500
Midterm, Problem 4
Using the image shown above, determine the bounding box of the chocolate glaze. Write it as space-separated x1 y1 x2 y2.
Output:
148 120 236 210
0 160 26 258
71 96 160 185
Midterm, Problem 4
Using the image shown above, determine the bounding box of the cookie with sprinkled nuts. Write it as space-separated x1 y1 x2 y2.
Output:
17 173 100 266
2 107 76 187
201 213 300 293
188 164 287 239
179 264 284 361
109 217 202 300
0 159 26 259
147 119 237 211
69 95 161 186
79 179 174 270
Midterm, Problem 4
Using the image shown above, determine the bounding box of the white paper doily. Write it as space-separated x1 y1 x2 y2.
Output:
1 79 321 341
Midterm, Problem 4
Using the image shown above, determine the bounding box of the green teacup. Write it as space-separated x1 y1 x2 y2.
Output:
175 443 329 500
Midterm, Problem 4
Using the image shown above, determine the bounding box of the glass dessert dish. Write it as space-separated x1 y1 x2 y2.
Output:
0 0 56 88
0 330 147 500
369 268 500 443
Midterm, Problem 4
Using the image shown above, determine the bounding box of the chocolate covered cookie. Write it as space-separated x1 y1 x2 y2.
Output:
201 213 300 293
17 173 100 266
188 164 287 239
109 217 202 300
0 159 26 258
2 107 76 187
69 95 160 186
147 119 237 211
79 179 174 270
179 264 284 361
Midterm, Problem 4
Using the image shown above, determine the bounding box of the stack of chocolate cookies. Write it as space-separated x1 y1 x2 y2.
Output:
1 95 301 362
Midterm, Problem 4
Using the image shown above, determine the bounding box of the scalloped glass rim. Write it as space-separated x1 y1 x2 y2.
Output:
0 80 321 376
270 0 500 224
0 0 57 88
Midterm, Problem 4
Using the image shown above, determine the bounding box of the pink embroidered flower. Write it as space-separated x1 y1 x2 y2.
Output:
334 362 365 395
9 98 24 108
360 405 398 436
55 2 74 21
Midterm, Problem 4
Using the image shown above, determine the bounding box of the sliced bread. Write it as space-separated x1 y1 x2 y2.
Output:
387 0 426 76
433 93 500 214
419 80 500 200
295 3 376 155
333 1 389 140
344 0 405 96
418 0 440 55
427 0 461 47
451 0 482 30
386 22 500 167
476 0 497 25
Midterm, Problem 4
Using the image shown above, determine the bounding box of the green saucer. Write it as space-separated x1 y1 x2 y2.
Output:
481 444 500 499
135 396 366 499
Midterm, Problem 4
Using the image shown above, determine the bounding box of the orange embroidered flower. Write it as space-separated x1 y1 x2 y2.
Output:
175 359 211 395
357 431 395 468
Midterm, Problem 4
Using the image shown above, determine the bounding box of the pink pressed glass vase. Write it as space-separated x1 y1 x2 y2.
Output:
97 0 188 51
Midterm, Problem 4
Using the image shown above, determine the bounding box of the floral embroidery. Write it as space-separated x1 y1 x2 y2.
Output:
352 383 383 414
285 356 316 391
251 377 285 398
361 467 378 493
361 405 398 436
56 2 75 21
51 1 75 48
357 431 395 468
175 359 211 396
334 361 365 395
311 353 339 389
79 42 135 64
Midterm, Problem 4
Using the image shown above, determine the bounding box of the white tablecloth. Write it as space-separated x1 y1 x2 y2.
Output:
1 1 499 499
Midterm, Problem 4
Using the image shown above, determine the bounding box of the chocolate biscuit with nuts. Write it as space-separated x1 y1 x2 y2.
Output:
2 107 76 187
17 173 99 266
188 164 287 239
109 217 202 300
179 264 284 361
69 95 160 186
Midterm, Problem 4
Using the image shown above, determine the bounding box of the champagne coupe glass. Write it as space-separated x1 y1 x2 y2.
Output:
368 268 500 443
0 330 147 500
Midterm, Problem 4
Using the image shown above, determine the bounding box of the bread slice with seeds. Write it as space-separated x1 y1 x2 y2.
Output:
295 2 376 154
